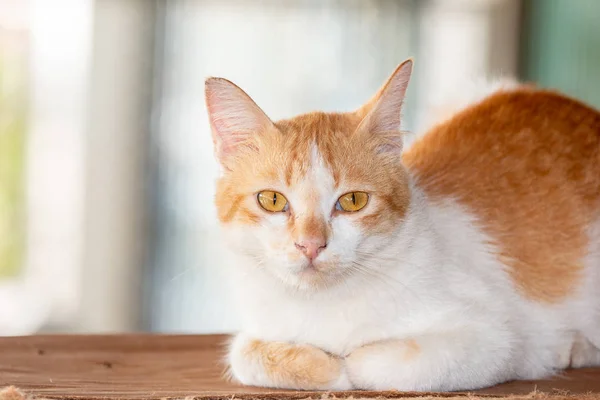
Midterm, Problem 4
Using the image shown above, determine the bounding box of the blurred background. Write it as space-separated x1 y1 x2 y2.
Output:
0 0 598 335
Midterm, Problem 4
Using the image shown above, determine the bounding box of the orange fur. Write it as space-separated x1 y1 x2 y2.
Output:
403 88 600 302
404 339 421 360
347 339 421 365
211 61 414 246
243 339 343 389
214 111 411 236
291 214 329 243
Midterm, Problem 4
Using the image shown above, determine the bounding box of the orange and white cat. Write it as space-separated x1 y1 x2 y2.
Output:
204 59 600 392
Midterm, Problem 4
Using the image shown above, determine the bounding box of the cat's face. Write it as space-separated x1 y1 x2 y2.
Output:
206 60 413 291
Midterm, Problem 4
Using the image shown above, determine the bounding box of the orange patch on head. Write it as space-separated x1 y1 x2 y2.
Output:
404 87 600 303
280 112 411 232
216 193 259 225
210 60 415 232
243 339 343 390
290 213 329 243
215 110 411 232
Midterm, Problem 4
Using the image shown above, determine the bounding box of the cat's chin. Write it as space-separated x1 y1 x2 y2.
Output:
274 263 350 293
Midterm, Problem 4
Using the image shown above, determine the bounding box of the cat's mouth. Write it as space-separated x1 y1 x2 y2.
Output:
296 258 329 274
287 260 348 290
297 262 320 277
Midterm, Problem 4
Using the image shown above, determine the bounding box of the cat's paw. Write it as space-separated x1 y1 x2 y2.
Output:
345 339 421 391
228 334 352 391
570 334 600 368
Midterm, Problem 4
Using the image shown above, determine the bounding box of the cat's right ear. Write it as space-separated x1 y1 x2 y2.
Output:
354 59 413 153
205 78 274 168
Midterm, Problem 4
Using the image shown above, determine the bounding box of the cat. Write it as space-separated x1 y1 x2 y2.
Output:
204 58 600 392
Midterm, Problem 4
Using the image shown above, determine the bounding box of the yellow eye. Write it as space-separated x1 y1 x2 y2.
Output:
336 192 369 212
257 190 288 212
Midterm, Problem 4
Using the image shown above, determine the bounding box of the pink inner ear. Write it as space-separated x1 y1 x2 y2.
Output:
205 77 274 163
368 62 412 134
217 130 255 159
354 60 412 153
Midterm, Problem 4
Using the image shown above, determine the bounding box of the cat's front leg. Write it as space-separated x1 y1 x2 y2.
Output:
345 332 513 392
228 333 352 390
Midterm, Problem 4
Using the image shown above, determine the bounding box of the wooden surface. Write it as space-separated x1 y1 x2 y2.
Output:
1 335 600 399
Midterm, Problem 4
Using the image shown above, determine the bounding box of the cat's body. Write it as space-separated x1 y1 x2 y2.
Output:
205 60 600 391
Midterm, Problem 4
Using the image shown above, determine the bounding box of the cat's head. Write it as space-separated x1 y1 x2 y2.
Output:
206 59 413 291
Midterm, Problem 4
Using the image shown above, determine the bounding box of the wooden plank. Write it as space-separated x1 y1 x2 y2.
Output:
1 335 599 399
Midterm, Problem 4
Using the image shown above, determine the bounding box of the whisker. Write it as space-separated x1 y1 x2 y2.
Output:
349 257 425 308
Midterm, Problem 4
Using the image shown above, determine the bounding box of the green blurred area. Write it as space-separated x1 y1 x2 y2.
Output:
0 56 27 279
521 0 600 109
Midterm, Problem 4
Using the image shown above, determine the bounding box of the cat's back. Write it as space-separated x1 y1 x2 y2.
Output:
403 87 600 304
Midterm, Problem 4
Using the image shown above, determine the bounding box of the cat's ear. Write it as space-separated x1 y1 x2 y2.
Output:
205 77 274 167
355 59 413 152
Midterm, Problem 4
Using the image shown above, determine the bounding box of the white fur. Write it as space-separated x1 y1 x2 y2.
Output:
224 178 600 391
218 85 600 391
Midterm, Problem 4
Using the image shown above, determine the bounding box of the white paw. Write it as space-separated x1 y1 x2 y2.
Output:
228 334 269 386
345 343 404 390
329 363 353 391
570 335 600 368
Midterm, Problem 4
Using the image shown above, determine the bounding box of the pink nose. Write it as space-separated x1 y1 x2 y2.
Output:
295 239 327 260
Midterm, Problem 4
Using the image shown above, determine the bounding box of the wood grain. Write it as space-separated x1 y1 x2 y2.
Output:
1 335 599 399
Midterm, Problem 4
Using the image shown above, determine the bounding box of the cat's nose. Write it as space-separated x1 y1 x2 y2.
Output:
295 239 327 261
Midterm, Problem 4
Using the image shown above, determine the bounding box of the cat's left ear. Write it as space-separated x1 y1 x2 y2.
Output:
355 59 413 152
